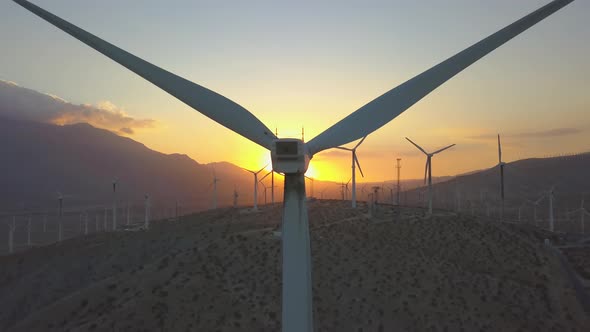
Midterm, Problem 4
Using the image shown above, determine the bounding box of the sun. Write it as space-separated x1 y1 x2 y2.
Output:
305 163 319 179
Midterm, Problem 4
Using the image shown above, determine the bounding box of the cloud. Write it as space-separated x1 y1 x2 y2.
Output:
467 127 583 140
0 80 156 135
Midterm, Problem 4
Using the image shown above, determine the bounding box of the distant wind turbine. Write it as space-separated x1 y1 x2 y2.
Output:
335 136 367 208
144 194 151 229
568 195 589 234
13 0 575 330
527 194 546 225
27 214 32 247
8 216 16 254
209 168 221 209
498 134 506 220
233 186 239 208
112 178 118 231
243 164 268 210
405 137 455 215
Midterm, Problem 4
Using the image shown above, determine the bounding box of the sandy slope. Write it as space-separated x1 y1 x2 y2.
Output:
0 200 587 331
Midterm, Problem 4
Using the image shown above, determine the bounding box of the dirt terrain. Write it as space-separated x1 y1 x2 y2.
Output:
0 200 588 331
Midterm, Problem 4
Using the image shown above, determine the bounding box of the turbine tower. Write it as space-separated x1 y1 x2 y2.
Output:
233 186 239 208
527 194 545 225
112 179 118 231
27 214 32 247
405 137 455 215
14 0 574 330
260 171 278 204
57 192 63 241
144 194 151 230
209 169 221 209
569 195 589 234
243 164 267 211
396 158 402 205
548 186 555 231
335 136 367 208
8 216 16 254
498 134 506 220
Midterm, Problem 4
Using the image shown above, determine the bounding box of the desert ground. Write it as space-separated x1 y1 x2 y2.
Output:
0 200 588 331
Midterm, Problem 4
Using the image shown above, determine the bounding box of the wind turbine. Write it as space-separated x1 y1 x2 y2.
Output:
243 164 268 210
8 216 16 254
103 207 108 231
260 171 278 205
335 136 367 208
546 186 556 231
56 192 64 241
209 169 221 209
304 176 315 199
144 194 151 230
14 0 574 330
27 214 32 247
338 179 351 201
233 186 239 208
527 194 545 225
498 134 506 220
84 212 89 235
112 178 118 231
569 195 589 234
405 137 455 215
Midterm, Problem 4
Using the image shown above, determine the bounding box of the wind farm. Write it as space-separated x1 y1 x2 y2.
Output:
1 0 589 331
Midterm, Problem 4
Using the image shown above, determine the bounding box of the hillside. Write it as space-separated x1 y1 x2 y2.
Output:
401 153 590 226
0 201 587 331
0 117 259 213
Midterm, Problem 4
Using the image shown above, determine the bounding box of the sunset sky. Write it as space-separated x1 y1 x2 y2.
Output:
1 0 589 182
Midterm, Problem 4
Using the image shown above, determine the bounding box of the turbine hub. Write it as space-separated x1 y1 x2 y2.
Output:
270 139 310 174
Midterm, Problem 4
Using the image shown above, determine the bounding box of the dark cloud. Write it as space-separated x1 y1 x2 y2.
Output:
119 127 134 135
0 80 156 135
467 127 583 140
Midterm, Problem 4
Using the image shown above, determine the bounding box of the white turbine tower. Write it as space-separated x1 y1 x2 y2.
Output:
527 194 545 225
14 0 574 330
405 137 455 215
335 136 367 208
243 164 268 211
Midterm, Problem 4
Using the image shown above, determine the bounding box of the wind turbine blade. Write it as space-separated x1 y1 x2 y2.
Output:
354 153 365 178
306 0 574 155
353 135 368 150
405 137 428 155
498 134 502 163
256 163 270 174
241 167 255 174
259 171 271 182
334 146 353 151
431 144 456 155
13 0 276 150
346 178 352 185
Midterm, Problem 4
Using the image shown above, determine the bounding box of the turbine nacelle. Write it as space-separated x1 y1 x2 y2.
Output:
271 139 311 174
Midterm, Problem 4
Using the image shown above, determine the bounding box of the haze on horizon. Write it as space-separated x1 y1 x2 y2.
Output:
1 0 589 182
